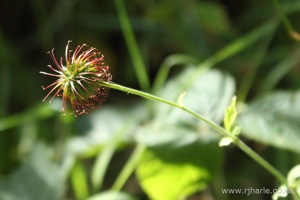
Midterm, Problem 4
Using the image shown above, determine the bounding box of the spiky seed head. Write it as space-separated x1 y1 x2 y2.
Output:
40 40 112 116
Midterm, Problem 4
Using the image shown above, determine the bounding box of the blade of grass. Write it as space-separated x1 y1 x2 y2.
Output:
260 47 300 93
91 141 116 192
0 103 56 132
153 20 278 94
112 143 145 191
197 20 278 70
272 0 300 41
237 30 276 102
114 0 150 91
152 54 199 93
71 161 90 200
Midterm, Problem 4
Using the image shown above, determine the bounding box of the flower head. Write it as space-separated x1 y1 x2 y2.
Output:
40 40 112 116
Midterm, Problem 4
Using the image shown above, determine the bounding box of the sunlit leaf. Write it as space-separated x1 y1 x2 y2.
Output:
223 96 237 132
219 136 233 147
136 68 232 199
238 91 300 153
137 134 222 200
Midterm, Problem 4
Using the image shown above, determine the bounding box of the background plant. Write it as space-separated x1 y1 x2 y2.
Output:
1 0 300 200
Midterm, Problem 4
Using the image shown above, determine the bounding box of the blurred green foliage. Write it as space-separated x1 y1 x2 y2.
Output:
1 0 300 199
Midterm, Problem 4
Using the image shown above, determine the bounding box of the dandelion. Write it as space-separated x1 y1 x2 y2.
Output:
40 40 112 116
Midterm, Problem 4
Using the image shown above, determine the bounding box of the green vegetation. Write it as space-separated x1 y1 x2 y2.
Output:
1 0 300 199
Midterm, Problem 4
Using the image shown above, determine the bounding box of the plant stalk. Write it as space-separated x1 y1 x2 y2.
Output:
114 0 150 91
112 143 145 191
101 81 300 198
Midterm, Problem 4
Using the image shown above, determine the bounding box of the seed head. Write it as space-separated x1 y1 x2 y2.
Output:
40 40 112 116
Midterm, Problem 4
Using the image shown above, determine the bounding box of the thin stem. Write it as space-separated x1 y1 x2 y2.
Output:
101 81 290 190
71 161 90 200
91 141 116 192
114 0 150 91
152 54 198 93
0 103 56 132
112 143 145 191
152 20 278 95
200 19 277 69
272 0 300 41
237 31 275 102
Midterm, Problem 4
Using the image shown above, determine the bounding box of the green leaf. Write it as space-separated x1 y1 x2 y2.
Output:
154 68 235 132
223 96 237 132
68 104 147 157
272 184 289 200
136 68 231 199
220 96 240 147
287 165 300 195
177 91 186 107
219 137 233 147
0 143 72 200
71 161 90 200
137 136 222 200
238 91 300 153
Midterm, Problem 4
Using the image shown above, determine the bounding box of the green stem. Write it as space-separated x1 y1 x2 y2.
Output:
112 143 145 191
71 160 90 200
199 19 277 69
152 20 278 94
152 54 198 93
91 141 116 192
272 0 300 41
101 81 294 193
114 0 150 91
237 31 275 102
0 103 55 132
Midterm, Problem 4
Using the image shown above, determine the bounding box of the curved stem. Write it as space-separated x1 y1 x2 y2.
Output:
152 54 198 93
101 81 292 190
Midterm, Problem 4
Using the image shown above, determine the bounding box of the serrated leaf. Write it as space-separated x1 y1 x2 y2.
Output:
154 68 235 133
238 91 300 153
137 134 222 200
